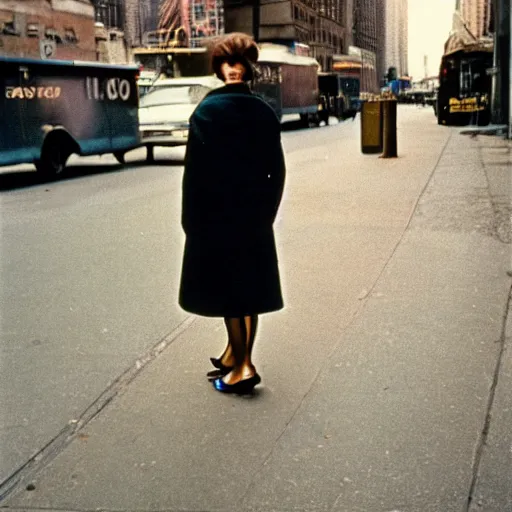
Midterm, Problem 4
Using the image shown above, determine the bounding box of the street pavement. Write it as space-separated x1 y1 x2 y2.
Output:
2 106 511 511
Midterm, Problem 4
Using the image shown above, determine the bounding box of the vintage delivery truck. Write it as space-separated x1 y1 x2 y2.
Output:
0 56 140 177
251 44 321 126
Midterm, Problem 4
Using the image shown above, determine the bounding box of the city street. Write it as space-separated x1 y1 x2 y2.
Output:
1 106 511 510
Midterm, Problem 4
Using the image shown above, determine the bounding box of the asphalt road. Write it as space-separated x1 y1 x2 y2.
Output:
0 115 354 486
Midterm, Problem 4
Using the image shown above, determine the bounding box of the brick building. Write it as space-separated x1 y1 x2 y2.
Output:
0 0 96 60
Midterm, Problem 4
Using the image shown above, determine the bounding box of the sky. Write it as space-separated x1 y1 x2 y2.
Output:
408 0 456 80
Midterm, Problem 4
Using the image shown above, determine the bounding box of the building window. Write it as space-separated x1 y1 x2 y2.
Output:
93 0 123 30
45 28 63 43
27 23 39 38
294 5 299 19
65 28 78 43
194 4 206 19
1 20 20 36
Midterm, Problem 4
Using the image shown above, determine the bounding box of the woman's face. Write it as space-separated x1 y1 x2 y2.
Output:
221 61 246 84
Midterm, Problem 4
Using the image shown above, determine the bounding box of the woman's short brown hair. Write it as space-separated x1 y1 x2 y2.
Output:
211 32 259 82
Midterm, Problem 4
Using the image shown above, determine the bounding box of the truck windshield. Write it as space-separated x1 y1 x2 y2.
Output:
340 78 360 95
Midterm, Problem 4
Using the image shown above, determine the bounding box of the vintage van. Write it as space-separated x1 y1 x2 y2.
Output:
0 56 140 177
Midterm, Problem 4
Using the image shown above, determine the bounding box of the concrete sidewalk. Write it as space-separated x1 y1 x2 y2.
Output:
4 108 511 511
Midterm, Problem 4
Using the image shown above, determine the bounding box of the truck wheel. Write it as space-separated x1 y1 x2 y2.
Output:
146 145 155 163
113 151 126 164
477 111 490 126
299 114 310 127
35 141 70 178
338 101 346 121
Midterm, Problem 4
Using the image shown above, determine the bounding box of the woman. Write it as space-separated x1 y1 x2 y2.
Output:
179 33 286 395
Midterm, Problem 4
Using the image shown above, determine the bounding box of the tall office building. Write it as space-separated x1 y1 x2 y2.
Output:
223 0 354 72
459 0 492 38
353 0 377 53
353 0 385 83
375 0 385 82
124 0 150 46
384 0 407 76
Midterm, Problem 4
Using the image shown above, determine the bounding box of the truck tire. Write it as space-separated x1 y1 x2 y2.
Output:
337 100 346 121
35 139 71 178
113 151 126 164
299 114 310 127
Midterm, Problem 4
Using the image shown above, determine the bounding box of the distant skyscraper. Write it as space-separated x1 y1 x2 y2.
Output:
384 0 408 76
124 0 153 46
375 0 385 83
353 0 378 54
459 0 492 38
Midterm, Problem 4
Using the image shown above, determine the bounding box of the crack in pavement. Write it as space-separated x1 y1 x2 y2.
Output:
465 282 512 511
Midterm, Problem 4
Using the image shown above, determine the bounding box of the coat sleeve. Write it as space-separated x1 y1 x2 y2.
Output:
268 141 286 223
181 115 207 234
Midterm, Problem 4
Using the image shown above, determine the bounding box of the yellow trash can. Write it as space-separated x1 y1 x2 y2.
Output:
361 100 383 154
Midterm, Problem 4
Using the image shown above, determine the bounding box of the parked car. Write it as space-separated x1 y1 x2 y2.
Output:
137 70 158 96
133 75 224 162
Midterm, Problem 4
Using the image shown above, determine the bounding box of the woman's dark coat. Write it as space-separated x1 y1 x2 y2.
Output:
179 83 286 317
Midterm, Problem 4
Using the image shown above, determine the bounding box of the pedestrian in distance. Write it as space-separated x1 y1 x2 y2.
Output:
178 33 286 395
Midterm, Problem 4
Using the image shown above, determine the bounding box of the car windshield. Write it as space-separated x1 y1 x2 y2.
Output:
140 84 211 107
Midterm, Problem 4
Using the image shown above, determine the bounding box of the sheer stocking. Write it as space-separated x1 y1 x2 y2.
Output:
217 318 236 367
222 315 259 385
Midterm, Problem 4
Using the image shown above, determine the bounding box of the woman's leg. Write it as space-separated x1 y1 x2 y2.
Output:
244 314 258 372
214 318 236 367
222 315 258 385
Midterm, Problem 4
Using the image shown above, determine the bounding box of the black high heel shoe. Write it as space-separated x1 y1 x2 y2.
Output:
212 374 261 395
207 358 233 380
206 367 230 380
210 357 231 371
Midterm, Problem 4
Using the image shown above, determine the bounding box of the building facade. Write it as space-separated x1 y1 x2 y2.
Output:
353 0 376 53
460 0 492 38
384 0 407 76
374 0 385 83
224 0 354 72
91 0 130 63
0 0 96 60
352 0 384 87
124 0 224 49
